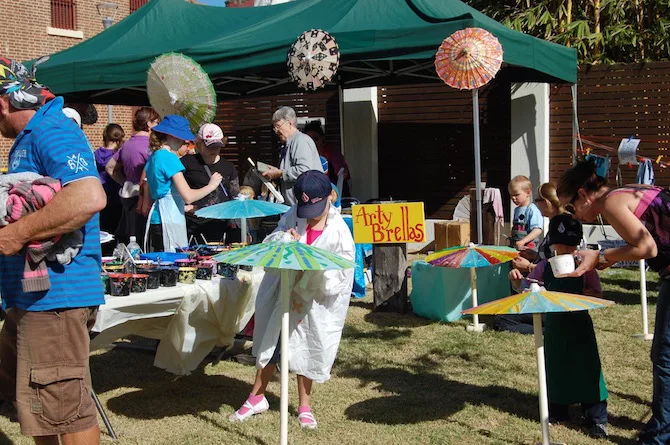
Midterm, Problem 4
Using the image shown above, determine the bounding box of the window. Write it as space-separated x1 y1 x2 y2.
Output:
130 0 149 12
51 0 76 30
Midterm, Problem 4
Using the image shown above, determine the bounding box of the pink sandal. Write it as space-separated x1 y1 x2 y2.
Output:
228 396 269 422
298 410 318 429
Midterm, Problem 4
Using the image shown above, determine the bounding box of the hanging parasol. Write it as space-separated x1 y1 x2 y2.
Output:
463 283 614 445
194 195 289 245
147 52 216 133
214 234 355 445
435 28 503 243
287 29 340 91
426 243 518 331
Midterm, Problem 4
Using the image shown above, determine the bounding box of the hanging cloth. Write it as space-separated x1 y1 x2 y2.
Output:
585 154 611 179
636 158 655 185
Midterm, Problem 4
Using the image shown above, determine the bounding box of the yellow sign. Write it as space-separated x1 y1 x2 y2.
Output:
352 202 426 244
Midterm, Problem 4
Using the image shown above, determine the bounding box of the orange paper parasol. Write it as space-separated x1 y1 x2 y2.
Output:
435 27 503 90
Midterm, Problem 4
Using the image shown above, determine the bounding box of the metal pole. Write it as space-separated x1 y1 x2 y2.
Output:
102 18 113 124
571 84 578 165
92 389 117 440
472 89 484 243
533 313 551 445
280 269 290 445
338 84 345 156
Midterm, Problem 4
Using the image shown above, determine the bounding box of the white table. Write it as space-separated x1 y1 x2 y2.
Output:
91 268 265 375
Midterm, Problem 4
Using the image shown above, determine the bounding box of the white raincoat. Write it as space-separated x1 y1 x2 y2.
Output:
252 205 355 383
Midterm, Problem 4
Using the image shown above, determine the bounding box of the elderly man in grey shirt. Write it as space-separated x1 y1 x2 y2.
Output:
263 106 323 205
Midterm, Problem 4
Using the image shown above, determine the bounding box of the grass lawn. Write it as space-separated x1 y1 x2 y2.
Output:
0 268 659 444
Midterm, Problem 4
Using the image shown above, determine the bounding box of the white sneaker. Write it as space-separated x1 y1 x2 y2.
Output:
228 396 270 422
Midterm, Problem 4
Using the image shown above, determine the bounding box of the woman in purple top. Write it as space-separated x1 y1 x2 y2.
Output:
105 107 160 247
95 124 124 244
557 160 670 444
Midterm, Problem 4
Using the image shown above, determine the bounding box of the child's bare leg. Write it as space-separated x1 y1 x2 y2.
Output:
252 364 276 395
297 374 312 407
297 374 317 429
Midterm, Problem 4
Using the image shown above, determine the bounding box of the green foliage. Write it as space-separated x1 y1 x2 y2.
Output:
466 0 670 63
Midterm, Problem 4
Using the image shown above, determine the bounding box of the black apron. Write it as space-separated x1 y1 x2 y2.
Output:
543 265 608 405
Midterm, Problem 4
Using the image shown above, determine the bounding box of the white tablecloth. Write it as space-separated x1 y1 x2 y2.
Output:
91 267 265 375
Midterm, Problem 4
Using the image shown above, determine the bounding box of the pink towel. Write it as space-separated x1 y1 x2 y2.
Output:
4 178 68 292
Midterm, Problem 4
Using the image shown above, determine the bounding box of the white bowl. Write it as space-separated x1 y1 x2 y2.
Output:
548 254 575 276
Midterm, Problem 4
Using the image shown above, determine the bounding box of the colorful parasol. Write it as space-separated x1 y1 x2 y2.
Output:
426 244 518 268
287 29 340 91
147 52 216 133
213 238 356 271
214 233 355 445
195 195 289 244
435 27 503 90
435 28 503 244
427 243 518 332
463 283 614 445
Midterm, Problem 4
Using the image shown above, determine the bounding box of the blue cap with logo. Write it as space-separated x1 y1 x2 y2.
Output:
294 170 332 219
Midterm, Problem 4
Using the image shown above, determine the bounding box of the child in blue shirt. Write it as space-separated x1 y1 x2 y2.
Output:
144 115 222 252
508 175 543 253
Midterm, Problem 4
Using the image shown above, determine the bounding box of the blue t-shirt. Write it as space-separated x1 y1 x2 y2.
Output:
1 97 105 311
145 149 185 225
512 203 543 234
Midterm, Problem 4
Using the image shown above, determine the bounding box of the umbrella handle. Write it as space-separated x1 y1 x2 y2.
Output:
533 313 551 445
280 269 290 445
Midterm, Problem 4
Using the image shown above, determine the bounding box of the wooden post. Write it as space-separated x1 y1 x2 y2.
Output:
373 243 409 313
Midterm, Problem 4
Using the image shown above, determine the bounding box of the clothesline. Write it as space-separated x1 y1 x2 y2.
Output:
574 135 669 170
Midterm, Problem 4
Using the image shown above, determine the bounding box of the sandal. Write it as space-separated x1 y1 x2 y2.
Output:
298 411 318 430
228 396 269 422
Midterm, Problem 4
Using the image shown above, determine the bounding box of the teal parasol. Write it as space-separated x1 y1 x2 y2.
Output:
195 195 289 244
214 233 355 445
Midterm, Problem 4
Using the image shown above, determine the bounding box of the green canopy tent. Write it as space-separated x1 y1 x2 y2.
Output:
32 0 576 104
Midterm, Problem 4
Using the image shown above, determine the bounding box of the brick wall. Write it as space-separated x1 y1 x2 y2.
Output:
0 0 140 164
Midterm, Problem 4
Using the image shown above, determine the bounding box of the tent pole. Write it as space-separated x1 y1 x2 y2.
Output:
472 88 484 243
533 313 551 445
280 269 290 445
571 84 578 166
338 83 345 156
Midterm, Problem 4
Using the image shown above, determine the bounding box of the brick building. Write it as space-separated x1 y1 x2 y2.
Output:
0 0 153 163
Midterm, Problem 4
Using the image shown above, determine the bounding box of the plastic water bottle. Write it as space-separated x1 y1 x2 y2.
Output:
127 236 142 260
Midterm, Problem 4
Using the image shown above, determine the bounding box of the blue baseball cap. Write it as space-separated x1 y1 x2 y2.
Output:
152 115 195 141
294 170 332 219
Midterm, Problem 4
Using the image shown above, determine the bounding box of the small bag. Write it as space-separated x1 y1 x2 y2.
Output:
136 171 153 217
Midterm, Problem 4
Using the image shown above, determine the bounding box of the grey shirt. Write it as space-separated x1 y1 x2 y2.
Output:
279 130 322 205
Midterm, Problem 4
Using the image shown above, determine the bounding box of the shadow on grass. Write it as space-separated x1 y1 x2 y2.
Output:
339 363 539 425
349 299 373 310
600 277 659 306
363 309 435 329
0 430 13 445
342 325 413 342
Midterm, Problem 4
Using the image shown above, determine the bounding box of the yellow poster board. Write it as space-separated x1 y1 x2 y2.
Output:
352 202 426 244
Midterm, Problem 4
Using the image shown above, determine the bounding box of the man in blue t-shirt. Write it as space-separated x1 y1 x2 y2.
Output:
0 58 105 444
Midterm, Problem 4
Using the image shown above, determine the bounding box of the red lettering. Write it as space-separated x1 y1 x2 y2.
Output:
415 224 425 241
372 223 386 242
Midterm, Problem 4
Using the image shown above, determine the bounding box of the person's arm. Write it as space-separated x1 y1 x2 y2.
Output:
517 228 543 248
105 156 126 186
172 171 222 205
138 168 153 217
0 178 106 255
582 270 603 298
569 192 658 277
